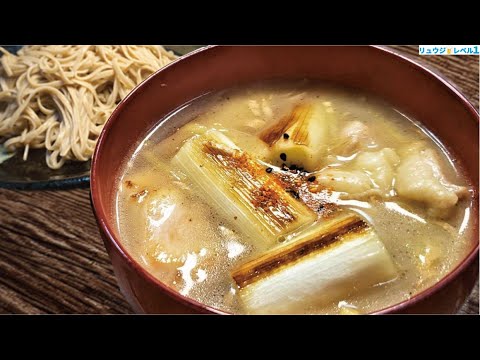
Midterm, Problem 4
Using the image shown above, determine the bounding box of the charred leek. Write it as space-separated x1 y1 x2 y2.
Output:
259 103 334 171
172 130 317 245
232 212 397 314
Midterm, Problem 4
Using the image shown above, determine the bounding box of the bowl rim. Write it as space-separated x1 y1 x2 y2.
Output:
369 45 479 314
91 45 479 315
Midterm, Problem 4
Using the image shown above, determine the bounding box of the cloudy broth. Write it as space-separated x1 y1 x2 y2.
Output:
115 80 475 314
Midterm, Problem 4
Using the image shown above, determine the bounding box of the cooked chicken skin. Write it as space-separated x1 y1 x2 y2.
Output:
395 148 467 210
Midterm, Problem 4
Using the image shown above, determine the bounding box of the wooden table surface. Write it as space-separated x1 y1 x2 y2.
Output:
0 45 478 314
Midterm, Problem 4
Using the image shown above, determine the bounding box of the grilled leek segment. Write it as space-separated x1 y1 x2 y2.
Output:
259 103 334 171
232 212 397 314
172 130 317 246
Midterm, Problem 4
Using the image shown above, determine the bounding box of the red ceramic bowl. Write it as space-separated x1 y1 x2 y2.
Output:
91 46 479 314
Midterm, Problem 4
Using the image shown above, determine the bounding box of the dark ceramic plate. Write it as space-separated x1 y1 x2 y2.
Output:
0 45 202 189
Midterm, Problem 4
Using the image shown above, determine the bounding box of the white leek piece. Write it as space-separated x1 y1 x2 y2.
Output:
172 130 317 245
259 103 334 171
232 213 397 314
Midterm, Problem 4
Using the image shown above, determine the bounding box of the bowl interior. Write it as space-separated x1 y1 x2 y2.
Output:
91 45 479 313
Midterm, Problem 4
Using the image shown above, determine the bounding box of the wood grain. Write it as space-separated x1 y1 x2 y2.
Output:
0 45 478 314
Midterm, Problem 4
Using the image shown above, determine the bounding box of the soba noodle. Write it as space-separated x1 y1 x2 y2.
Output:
0 45 177 169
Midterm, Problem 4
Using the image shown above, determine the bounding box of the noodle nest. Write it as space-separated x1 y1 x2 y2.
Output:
0 45 177 169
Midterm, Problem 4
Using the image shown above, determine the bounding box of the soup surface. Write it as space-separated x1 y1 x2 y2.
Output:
116 81 475 314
